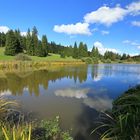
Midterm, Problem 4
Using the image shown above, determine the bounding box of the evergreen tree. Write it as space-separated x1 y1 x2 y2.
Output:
42 35 48 56
121 53 127 60
32 26 38 56
14 29 23 53
26 29 33 55
35 41 46 57
0 32 6 47
5 30 20 56
79 42 88 57
73 42 79 58
91 46 99 58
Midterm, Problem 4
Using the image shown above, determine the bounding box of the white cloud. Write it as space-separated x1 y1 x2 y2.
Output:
129 53 139 56
0 26 10 33
127 1 140 15
84 6 127 26
55 88 89 99
91 27 98 32
53 22 91 35
83 96 113 111
123 40 131 44
20 32 27 36
101 30 110 35
132 21 140 27
123 40 140 47
137 46 140 49
94 41 119 55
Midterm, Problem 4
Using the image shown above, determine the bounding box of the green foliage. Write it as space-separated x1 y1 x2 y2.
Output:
1 124 32 140
81 57 92 64
40 116 73 140
92 85 140 140
15 53 32 61
73 42 79 59
5 30 21 56
42 35 48 56
0 32 6 47
92 57 99 64
78 42 88 58
0 97 73 140
40 116 60 139
91 46 99 58
60 51 66 58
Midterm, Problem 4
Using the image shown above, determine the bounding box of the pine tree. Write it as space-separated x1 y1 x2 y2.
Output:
42 35 48 56
5 30 20 56
14 29 23 53
26 29 33 55
73 42 79 58
36 41 46 57
91 46 99 58
79 42 88 57
32 26 38 56
0 32 6 47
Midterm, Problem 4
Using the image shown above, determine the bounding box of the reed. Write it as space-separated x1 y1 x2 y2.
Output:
92 85 140 140
0 60 85 71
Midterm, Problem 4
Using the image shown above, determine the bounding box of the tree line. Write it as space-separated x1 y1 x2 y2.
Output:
0 26 132 60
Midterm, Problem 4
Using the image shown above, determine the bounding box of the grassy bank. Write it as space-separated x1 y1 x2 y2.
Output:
93 85 140 140
0 47 81 62
0 97 73 140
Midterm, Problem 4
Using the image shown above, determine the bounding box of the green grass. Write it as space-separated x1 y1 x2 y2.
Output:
31 53 78 61
0 47 79 62
0 48 14 61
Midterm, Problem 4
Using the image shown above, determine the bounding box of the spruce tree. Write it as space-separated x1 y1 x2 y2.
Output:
42 35 48 56
79 42 88 57
5 30 20 56
32 26 38 56
73 42 79 58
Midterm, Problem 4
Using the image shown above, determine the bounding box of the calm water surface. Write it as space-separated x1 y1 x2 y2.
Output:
1 64 140 140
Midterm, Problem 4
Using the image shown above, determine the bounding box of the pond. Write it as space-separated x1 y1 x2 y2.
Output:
0 64 140 140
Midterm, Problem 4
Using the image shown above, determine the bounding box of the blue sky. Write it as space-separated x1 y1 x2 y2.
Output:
0 0 140 55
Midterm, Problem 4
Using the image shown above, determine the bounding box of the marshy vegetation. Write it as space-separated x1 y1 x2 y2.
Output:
92 85 140 140
0 97 73 140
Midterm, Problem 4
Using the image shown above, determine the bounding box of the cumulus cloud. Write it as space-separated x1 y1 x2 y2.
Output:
94 41 119 55
123 40 140 48
84 6 127 26
53 22 91 35
132 21 140 27
83 96 113 111
101 30 110 35
126 1 140 15
0 26 10 33
54 88 89 99
20 32 27 36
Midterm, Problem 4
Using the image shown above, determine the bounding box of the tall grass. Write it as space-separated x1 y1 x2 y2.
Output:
92 85 140 140
0 97 73 140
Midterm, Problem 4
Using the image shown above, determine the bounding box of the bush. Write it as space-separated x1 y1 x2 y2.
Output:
60 52 66 58
15 53 32 61
81 57 92 64
92 57 99 64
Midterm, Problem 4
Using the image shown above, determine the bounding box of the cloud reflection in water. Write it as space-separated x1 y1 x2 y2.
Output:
55 88 112 111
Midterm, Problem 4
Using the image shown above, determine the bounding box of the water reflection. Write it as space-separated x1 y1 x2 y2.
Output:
0 65 88 96
55 88 89 99
0 64 140 140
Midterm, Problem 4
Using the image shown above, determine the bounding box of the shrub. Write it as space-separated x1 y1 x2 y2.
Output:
81 57 92 64
15 53 32 61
